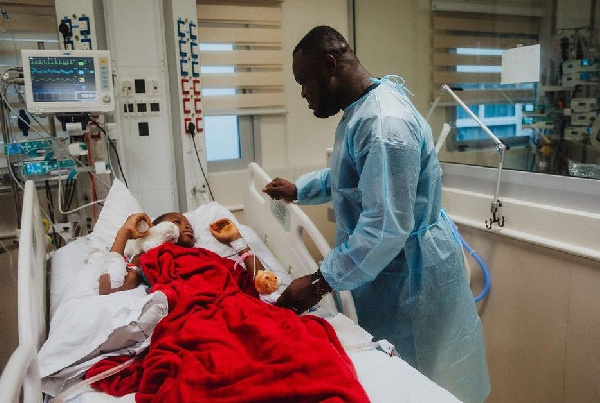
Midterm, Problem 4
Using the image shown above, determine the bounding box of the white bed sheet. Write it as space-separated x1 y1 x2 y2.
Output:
63 314 459 403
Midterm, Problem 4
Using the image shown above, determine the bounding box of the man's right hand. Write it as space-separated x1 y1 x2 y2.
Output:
262 178 298 202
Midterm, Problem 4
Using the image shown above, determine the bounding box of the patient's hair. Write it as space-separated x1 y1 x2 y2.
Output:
152 213 170 226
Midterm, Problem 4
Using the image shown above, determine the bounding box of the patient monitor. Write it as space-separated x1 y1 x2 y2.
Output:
21 49 114 114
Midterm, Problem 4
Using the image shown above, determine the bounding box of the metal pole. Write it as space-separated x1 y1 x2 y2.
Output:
441 84 507 150
429 84 508 219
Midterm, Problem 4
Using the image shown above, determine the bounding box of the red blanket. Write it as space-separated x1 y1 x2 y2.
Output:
87 243 369 402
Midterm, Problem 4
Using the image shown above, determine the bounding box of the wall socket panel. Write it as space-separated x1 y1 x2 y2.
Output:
121 81 133 97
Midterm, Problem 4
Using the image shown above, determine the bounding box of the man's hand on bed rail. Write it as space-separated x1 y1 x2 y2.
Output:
262 178 297 202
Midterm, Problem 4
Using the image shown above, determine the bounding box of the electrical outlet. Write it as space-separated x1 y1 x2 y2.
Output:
191 182 207 196
121 81 133 97
105 122 118 140
151 80 159 95
53 222 75 242
80 41 90 50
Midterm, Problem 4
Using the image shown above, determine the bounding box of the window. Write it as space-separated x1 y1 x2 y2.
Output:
199 43 253 169
453 48 532 149
431 2 543 150
196 1 284 171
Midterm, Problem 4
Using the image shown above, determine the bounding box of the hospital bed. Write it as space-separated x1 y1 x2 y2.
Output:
0 162 460 403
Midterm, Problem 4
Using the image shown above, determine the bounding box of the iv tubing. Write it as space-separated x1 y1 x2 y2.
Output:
450 219 491 302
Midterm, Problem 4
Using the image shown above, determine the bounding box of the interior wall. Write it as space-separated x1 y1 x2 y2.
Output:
464 226 600 402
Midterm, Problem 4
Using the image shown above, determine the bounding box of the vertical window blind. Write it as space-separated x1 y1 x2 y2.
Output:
196 1 285 116
431 0 543 105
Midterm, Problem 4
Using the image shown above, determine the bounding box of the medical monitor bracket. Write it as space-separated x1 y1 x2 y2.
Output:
21 49 114 114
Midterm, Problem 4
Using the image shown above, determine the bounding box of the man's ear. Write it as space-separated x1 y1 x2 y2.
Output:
323 53 337 75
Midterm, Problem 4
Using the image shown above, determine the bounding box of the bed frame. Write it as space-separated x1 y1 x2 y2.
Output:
0 163 357 402
0 180 47 402
244 162 357 320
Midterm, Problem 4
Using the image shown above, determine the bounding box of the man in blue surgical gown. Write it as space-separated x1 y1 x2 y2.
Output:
263 26 490 402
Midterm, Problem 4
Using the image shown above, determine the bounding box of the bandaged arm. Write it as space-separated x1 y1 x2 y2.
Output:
98 219 145 295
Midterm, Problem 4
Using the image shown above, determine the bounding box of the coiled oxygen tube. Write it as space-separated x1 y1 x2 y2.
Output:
449 219 491 302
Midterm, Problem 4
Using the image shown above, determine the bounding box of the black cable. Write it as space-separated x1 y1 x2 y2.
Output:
58 20 71 49
67 179 77 211
192 139 215 202
45 180 59 247
107 137 128 187
63 180 71 210
89 121 129 187
187 122 215 202
45 181 55 222
62 178 70 211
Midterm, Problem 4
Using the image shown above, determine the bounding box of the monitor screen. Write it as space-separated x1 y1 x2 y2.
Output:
29 56 98 103
22 50 114 114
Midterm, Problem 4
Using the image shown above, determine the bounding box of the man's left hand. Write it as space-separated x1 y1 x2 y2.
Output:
274 274 323 314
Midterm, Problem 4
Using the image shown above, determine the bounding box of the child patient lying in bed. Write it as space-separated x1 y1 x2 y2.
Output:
89 212 370 402
98 212 276 297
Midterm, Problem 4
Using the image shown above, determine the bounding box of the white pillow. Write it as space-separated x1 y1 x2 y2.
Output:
50 178 142 316
185 202 239 258
90 178 144 249
185 203 287 273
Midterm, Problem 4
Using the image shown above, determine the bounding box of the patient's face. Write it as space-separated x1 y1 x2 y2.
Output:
164 213 195 248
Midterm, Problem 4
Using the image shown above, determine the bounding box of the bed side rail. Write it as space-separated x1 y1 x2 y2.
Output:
244 163 357 321
18 180 47 348
1 180 48 402
0 343 42 403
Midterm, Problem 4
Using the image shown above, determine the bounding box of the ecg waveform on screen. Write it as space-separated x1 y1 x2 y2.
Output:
30 68 83 81
29 57 81 67
29 56 97 103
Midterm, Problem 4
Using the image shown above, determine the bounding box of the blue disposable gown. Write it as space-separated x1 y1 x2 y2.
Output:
296 76 490 402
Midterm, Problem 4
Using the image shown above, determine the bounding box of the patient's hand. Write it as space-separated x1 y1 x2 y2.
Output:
98 273 111 295
209 218 241 243
111 213 153 257
98 270 140 295
119 213 152 240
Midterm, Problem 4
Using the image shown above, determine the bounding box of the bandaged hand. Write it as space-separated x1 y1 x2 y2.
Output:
262 177 297 202
274 274 323 315
209 218 241 243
